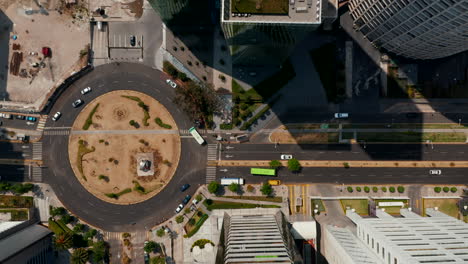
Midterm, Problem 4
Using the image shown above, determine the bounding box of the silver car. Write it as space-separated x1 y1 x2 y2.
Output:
52 112 62 121
175 204 184 213
81 87 92 95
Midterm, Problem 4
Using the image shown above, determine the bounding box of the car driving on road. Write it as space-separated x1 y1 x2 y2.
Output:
72 99 83 108
281 154 293 160
429 169 441 175
52 112 62 121
334 113 349 119
81 87 92 95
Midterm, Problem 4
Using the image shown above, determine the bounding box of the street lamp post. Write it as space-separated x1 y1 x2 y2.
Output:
459 118 462 126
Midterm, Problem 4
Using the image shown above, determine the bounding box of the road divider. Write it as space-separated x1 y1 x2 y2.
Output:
216 160 468 168
0 159 43 166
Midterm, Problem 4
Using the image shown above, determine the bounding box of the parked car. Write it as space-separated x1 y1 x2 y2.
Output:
16 115 25 120
81 87 92 95
334 113 349 119
0 113 12 119
281 154 293 160
180 184 190 192
26 116 37 122
52 112 62 121
166 79 177 89
192 198 200 205
429 169 441 175
130 35 136 46
72 99 83 108
182 195 191 205
175 204 184 213
268 180 281 186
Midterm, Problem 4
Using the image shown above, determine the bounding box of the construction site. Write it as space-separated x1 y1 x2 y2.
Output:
0 0 90 108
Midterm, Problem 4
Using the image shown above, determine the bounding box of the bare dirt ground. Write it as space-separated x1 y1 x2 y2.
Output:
72 90 177 131
0 0 89 104
69 91 181 204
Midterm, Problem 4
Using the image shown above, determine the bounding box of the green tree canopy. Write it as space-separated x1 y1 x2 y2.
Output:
269 160 281 169
144 241 158 253
208 181 220 194
287 158 301 172
260 182 273 196
71 248 89 264
228 183 240 193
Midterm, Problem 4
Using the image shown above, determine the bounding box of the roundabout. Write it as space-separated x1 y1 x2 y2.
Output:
42 63 207 231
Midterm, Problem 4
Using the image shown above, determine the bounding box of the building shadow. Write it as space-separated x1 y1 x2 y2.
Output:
0 9 12 101
0 137 29 182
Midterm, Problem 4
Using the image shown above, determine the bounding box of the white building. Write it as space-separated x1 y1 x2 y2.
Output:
325 208 468 264
348 0 468 59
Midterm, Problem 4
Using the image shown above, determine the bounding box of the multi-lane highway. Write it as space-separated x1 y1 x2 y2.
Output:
216 166 468 184
220 143 468 161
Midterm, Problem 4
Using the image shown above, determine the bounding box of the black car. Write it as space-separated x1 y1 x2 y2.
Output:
16 115 25 120
180 184 190 192
130 35 136 46
182 195 191 205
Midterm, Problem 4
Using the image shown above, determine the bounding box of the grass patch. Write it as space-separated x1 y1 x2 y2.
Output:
340 199 369 215
374 199 409 215
0 195 33 208
132 180 152 195
121 95 150 126
357 132 466 143
203 200 281 211
98 175 109 182
154 117 172 129
310 44 345 103
57 219 73 233
224 196 283 203
423 198 460 219
184 210 209 238
105 188 132 199
311 199 326 213
231 0 288 14
48 219 66 234
77 140 95 181
82 103 99 130
0 209 28 220
220 123 233 130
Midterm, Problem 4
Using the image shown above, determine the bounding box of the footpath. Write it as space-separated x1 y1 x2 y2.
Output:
217 160 468 168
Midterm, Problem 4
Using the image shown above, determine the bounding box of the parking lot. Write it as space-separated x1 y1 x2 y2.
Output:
0 112 42 130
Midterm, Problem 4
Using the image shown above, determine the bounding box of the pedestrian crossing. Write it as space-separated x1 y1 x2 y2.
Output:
179 129 207 135
32 142 42 160
36 116 47 132
31 166 42 182
103 231 125 242
43 129 70 136
206 166 216 184
207 144 218 161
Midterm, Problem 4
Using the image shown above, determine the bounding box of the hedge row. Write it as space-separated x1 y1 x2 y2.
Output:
184 214 209 238
434 187 457 193
155 117 172 129
82 103 100 130
347 186 405 193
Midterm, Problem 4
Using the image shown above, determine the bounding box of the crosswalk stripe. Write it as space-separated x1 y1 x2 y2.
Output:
206 166 217 183
32 142 42 160
43 130 70 136
32 167 42 182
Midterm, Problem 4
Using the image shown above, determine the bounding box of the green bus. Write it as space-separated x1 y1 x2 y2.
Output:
250 168 276 176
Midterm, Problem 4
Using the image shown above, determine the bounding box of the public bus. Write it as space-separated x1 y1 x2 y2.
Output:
250 168 276 176
220 178 245 186
189 127 205 145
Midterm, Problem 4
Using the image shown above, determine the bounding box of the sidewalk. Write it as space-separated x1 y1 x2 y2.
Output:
217 160 468 168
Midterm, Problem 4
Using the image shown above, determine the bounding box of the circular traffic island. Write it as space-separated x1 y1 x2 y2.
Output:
68 90 181 204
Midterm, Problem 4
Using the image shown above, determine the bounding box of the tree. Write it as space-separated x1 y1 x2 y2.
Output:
184 208 191 214
247 185 255 193
451 187 457 193
163 61 178 78
372 187 378 192
443 187 449 193
287 158 301 172
144 241 158 253
173 81 221 127
389 187 396 193
178 72 189 82
73 223 85 233
347 187 353 193
176 215 184 224
260 182 273 196
84 229 97 240
228 183 240 193
71 248 89 264
195 194 203 202
208 181 220 194
381 187 387 192
397 186 405 193
356 187 362 192
50 206 66 217
156 228 165 237
92 241 108 263
61 213 74 224
269 160 281 169
434 187 441 193
364 186 370 193
54 232 73 250
188 218 196 226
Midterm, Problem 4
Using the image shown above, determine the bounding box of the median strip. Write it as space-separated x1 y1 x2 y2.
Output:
216 160 468 168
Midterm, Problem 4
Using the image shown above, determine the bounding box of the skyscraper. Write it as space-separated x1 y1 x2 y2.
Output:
221 0 332 65
348 0 468 60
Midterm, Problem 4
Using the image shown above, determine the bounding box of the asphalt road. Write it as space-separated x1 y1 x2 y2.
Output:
217 166 468 184
0 164 30 181
42 62 206 231
0 141 32 159
221 143 468 161
0 114 39 130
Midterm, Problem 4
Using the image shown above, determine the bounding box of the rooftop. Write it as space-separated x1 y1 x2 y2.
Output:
222 0 322 24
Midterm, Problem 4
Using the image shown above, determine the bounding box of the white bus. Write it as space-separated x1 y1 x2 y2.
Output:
189 127 205 145
220 178 244 186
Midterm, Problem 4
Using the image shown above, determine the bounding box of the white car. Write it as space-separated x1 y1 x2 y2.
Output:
281 154 293 160
166 79 177 89
81 87 92 95
334 113 349 119
175 203 184 213
429 170 441 175
52 112 62 121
